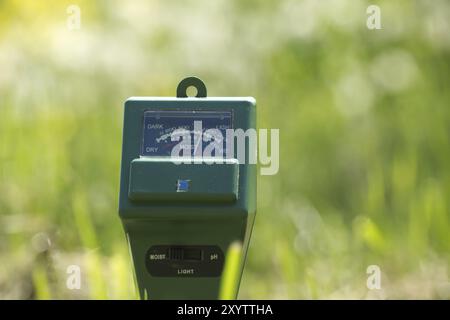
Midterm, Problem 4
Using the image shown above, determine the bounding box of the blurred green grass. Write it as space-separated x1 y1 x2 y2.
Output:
0 0 449 299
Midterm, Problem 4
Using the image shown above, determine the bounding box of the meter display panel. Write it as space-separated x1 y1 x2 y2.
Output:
141 110 233 157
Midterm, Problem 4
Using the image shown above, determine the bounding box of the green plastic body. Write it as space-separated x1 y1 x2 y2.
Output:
118 97 256 299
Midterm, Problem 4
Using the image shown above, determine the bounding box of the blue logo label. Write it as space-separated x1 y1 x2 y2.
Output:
176 179 190 192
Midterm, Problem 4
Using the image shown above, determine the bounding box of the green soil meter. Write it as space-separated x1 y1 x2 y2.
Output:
118 77 256 299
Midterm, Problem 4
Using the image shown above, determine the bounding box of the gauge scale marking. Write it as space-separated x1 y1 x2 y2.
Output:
141 110 233 157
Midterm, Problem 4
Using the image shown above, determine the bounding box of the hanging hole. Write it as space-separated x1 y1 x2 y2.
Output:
186 86 198 97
